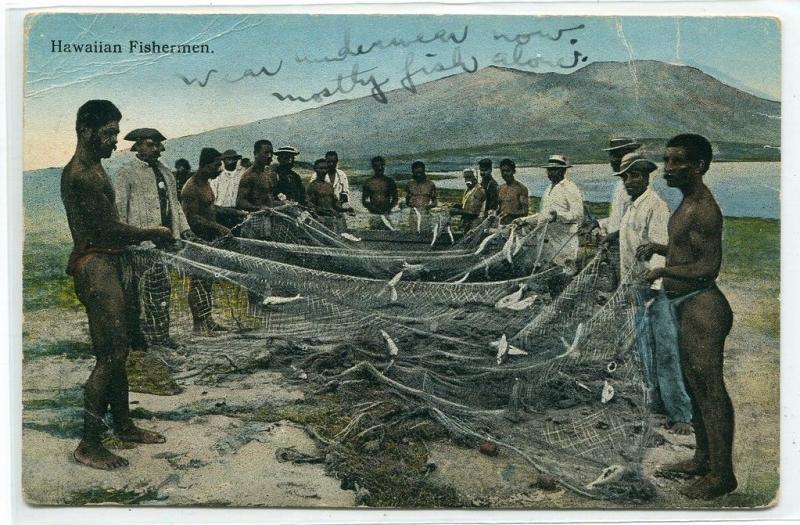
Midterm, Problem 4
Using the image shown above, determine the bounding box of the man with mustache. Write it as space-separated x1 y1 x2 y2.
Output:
115 128 191 350
61 100 173 470
638 134 737 499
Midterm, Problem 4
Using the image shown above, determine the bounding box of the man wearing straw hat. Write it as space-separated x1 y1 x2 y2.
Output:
535 154 585 267
599 137 642 235
612 152 693 436
272 145 306 205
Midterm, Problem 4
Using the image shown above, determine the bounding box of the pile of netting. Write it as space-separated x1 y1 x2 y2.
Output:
125 204 656 501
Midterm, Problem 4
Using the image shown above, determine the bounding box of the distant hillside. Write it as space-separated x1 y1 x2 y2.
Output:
155 60 779 169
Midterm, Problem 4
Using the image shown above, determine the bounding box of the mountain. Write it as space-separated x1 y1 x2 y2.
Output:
155 60 779 169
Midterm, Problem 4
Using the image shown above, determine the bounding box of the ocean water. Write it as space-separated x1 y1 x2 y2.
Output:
432 162 780 219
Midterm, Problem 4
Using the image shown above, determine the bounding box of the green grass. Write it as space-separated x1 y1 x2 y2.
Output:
23 340 93 362
721 217 780 282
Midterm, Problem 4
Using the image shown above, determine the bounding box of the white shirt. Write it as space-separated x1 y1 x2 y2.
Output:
619 187 670 288
600 180 631 234
114 153 190 242
537 178 585 266
210 164 245 207
329 168 350 203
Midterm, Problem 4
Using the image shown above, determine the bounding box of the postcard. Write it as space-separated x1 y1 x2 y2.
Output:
19 12 780 510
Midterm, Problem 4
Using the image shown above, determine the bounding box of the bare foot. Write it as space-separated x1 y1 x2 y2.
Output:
655 458 708 479
116 425 166 444
680 473 737 500
668 422 694 436
73 441 129 470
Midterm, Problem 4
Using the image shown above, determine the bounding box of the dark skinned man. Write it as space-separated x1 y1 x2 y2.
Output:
62 100 172 470
405 161 438 231
307 158 348 232
497 158 528 225
449 169 486 232
173 158 192 199
236 139 275 211
638 134 737 499
478 158 499 218
181 148 241 334
272 146 305 205
362 156 399 230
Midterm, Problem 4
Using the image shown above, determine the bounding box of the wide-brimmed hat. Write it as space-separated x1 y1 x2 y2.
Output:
220 149 242 160
276 145 300 156
612 152 658 176
199 147 222 167
540 154 572 169
124 128 166 142
602 137 642 152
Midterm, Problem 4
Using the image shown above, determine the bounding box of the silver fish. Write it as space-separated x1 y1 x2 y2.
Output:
504 294 537 311
586 464 626 490
414 208 422 233
261 294 303 305
601 380 615 404
557 323 584 358
388 271 404 287
340 232 362 242
495 284 526 310
380 329 399 356
474 231 500 255
454 272 470 284
380 214 395 231
430 222 440 246
446 226 454 244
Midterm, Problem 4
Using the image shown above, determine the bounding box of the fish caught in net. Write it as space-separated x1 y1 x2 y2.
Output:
126 204 656 501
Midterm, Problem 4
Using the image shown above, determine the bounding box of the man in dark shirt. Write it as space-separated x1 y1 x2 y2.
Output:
478 158 499 218
272 145 305 205
61 100 173 470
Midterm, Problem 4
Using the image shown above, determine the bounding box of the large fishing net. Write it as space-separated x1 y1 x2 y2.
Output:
125 203 656 501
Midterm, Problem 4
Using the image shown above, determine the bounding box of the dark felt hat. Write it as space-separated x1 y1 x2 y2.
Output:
221 149 242 160
199 147 222 167
124 128 166 142
602 137 642 152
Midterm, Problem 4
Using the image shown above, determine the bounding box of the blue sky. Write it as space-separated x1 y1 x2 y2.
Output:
24 14 780 169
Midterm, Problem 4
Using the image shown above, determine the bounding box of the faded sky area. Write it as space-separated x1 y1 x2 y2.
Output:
24 14 780 170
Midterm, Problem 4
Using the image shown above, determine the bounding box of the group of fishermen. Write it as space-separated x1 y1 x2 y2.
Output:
60 99 737 500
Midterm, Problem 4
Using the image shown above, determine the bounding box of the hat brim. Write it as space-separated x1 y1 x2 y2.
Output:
540 163 572 169
602 142 642 152
612 159 657 176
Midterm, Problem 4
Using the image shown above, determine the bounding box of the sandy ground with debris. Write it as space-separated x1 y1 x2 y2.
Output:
19 278 778 508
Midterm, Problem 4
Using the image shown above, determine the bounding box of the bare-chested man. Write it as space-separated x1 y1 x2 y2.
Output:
497 158 528 225
637 134 736 499
362 156 399 229
307 158 347 232
181 147 241 333
405 161 438 209
236 139 275 211
61 100 173 470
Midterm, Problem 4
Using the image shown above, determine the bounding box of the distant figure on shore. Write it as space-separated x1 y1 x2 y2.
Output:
240 157 252 169
173 158 192 198
236 139 275 211
450 169 486 232
478 158 499 218
61 100 171 470
308 158 347 232
642 134 737 500
272 146 305 205
362 156 399 229
114 127 191 350
497 158 528 225
181 147 242 334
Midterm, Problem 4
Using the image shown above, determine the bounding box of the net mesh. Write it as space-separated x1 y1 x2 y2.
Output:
127 204 655 501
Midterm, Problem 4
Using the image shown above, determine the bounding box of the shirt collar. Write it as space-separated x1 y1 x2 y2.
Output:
629 187 654 209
